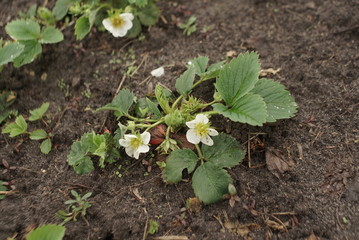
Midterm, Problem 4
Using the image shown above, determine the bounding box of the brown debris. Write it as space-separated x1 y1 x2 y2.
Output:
265 147 295 179
305 232 321 240
186 197 202 213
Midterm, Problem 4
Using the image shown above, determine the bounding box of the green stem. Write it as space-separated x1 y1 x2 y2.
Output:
165 126 171 140
171 95 183 110
191 77 209 90
125 114 158 123
202 99 220 108
195 144 204 160
201 110 218 116
144 120 165 132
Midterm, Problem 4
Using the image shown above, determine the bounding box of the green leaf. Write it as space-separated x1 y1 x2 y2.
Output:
98 89 134 116
128 0 148 7
40 139 52 154
155 85 172 114
175 66 196 95
0 42 24 65
138 2 160 26
0 181 8 200
125 17 142 38
163 149 198 183
53 0 70 20
73 156 94 174
146 98 162 118
5 19 41 41
216 52 260 106
30 129 47 140
192 162 231 204
202 134 245 169
2 115 27 137
26 224 65 240
199 60 225 80
40 26 64 44
29 102 49 121
75 15 91 40
13 40 42 67
250 78 298 122
190 56 209 75
213 93 267 126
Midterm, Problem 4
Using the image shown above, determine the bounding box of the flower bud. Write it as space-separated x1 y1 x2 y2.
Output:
228 183 237 195
213 91 223 102
165 110 184 128
127 121 136 131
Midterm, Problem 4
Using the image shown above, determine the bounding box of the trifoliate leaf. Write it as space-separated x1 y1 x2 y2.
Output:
75 15 91 40
40 26 64 44
213 93 267 126
2 115 27 137
190 56 209 75
30 129 47 140
0 42 24 65
53 0 70 20
13 40 42 67
202 134 244 169
5 19 41 41
27 224 65 240
175 66 196 95
138 2 160 26
98 89 134 116
192 162 231 204
216 52 260 106
250 78 298 122
40 139 52 154
29 102 49 121
163 149 198 183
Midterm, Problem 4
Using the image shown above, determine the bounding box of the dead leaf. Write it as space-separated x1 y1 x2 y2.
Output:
305 232 320 240
224 219 260 237
226 50 238 57
259 68 281 77
187 197 202 213
131 188 144 203
172 133 195 150
266 147 295 179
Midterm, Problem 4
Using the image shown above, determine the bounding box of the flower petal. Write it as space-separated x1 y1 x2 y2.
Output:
201 135 214 146
119 139 130 147
125 146 135 158
133 149 140 159
186 119 197 129
186 129 201 144
151 67 165 77
121 13 134 21
208 128 219 136
195 114 209 124
138 144 150 154
112 27 128 37
124 134 137 140
102 18 114 32
141 132 151 144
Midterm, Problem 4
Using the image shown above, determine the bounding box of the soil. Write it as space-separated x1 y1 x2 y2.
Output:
1 0 359 239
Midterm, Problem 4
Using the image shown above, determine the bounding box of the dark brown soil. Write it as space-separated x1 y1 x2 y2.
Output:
1 0 359 239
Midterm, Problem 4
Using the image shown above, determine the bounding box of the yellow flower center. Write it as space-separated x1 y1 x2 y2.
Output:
194 123 209 138
111 16 125 28
130 137 143 150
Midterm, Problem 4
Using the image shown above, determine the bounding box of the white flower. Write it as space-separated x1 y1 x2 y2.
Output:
102 13 134 37
186 114 219 146
150 67 165 77
119 132 150 159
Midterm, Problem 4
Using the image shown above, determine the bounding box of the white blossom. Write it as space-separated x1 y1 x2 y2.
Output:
102 13 134 37
119 132 150 159
185 114 219 146
150 67 165 77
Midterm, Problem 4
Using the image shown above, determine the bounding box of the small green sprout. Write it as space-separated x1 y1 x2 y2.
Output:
57 190 93 224
178 16 197 36
1 103 53 154
147 219 159 235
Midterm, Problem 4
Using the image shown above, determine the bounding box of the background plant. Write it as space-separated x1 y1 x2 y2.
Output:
68 52 297 204
2 102 53 154
57 190 92 224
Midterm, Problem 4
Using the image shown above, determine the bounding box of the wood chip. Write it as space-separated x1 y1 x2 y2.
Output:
259 68 281 77
152 236 189 240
